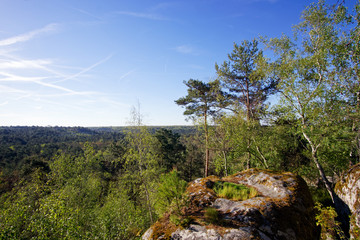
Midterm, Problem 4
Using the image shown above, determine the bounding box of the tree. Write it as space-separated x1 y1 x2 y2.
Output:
267 0 355 233
155 129 186 173
215 39 277 121
330 0 360 163
180 133 205 181
215 39 277 169
123 105 161 225
175 79 224 177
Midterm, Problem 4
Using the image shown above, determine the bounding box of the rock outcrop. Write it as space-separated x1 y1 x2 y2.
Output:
335 163 360 239
143 169 319 240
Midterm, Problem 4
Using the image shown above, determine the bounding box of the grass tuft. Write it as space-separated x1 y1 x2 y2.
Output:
204 207 219 224
213 181 258 201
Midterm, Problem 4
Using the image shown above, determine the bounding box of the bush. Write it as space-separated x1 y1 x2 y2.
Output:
315 202 347 240
204 207 219 224
213 181 257 201
155 170 188 216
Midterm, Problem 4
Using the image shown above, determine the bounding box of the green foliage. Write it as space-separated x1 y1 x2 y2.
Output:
93 186 149 240
169 215 192 228
180 133 205 181
0 142 156 239
204 207 220 224
215 38 277 120
350 214 360 239
1 1 360 239
175 79 227 177
213 181 258 201
309 186 333 206
155 129 186 174
315 202 347 240
155 170 188 216
175 79 225 120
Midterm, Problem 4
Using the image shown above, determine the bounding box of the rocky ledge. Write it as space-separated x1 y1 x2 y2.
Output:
335 163 360 239
143 168 319 240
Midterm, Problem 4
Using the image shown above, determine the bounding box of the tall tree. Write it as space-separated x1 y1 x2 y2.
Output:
331 0 360 163
155 128 186 173
267 0 355 233
175 79 224 177
123 105 161 224
215 39 277 169
215 39 277 121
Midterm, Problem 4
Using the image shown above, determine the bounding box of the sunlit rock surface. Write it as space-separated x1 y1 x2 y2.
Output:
143 169 319 240
335 163 360 239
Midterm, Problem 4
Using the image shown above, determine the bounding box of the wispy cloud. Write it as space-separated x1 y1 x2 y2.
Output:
0 24 127 122
54 53 114 84
0 23 58 47
0 71 51 82
149 2 180 11
0 101 8 106
71 7 104 21
0 85 28 94
175 44 197 55
115 11 168 21
0 59 52 69
118 69 135 81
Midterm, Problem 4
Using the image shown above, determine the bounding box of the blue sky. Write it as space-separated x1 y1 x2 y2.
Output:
0 0 322 126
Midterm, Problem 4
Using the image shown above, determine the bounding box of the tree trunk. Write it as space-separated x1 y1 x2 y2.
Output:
303 131 350 236
204 112 209 177
222 150 228 176
143 180 154 224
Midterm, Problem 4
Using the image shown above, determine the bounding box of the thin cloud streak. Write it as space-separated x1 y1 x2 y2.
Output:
71 7 104 21
0 59 52 69
0 23 58 47
118 69 135 81
0 101 8 106
115 11 168 21
54 53 114 83
0 71 51 82
175 44 198 55
0 71 96 95
0 85 28 94
0 53 67 78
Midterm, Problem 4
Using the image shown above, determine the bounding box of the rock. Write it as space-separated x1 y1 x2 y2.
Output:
335 163 360 239
143 169 319 240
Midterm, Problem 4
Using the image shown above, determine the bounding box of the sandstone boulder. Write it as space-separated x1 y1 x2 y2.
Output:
143 169 318 240
335 163 360 239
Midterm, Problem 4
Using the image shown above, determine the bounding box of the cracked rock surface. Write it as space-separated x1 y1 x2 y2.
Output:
335 163 360 239
143 169 319 240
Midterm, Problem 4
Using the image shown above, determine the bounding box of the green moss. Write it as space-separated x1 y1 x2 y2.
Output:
350 214 360 239
213 181 258 201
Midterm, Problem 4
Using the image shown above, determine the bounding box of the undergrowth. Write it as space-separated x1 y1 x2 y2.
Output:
213 181 257 201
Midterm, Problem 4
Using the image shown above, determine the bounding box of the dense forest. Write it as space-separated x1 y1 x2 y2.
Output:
1 0 360 239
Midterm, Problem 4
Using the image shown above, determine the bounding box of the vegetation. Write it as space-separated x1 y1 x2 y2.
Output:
315 203 347 240
213 181 258 201
204 207 220 224
1 0 360 238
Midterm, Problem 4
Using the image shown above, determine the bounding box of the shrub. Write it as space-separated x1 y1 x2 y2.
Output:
315 202 347 240
204 207 219 224
155 170 188 216
213 181 257 201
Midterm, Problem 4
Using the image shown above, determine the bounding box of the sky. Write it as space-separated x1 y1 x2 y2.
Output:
0 0 332 126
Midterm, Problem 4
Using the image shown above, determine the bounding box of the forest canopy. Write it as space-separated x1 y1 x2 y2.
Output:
1 0 360 239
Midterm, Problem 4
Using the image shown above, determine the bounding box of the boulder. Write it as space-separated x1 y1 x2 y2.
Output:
143 169 319 240
335 163 360 239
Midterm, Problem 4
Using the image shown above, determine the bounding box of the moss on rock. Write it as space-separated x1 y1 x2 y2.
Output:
335 163 360 239
143 169 319 240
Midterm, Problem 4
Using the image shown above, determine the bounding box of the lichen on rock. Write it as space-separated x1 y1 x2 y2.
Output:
335 163 360 239
143 168 319 240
